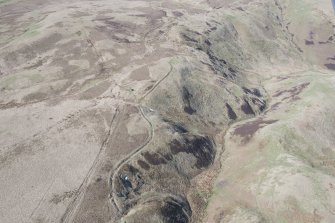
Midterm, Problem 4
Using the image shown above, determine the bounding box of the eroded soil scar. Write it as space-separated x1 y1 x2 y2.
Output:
272 82 310 99
226 103 237 120
160 199 190 223
233 118 278 143
182 87 196 115
241 99 255 115
169 136 215 169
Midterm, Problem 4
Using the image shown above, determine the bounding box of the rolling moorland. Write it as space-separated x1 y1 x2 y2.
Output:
0 0 335 222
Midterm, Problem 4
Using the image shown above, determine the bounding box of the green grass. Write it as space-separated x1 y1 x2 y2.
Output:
21 23 41 38
27 73 44 83
0 0 10 4
0 75 17 90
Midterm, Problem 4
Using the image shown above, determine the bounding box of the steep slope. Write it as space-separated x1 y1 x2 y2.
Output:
204 0 335 222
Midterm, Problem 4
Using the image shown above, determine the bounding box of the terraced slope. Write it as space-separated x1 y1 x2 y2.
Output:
0 0 334 223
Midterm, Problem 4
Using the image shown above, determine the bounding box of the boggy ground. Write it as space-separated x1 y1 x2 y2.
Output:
0 0 334 223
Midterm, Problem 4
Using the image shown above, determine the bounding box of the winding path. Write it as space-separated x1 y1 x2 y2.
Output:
140 62 174 101
109 105 154 212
